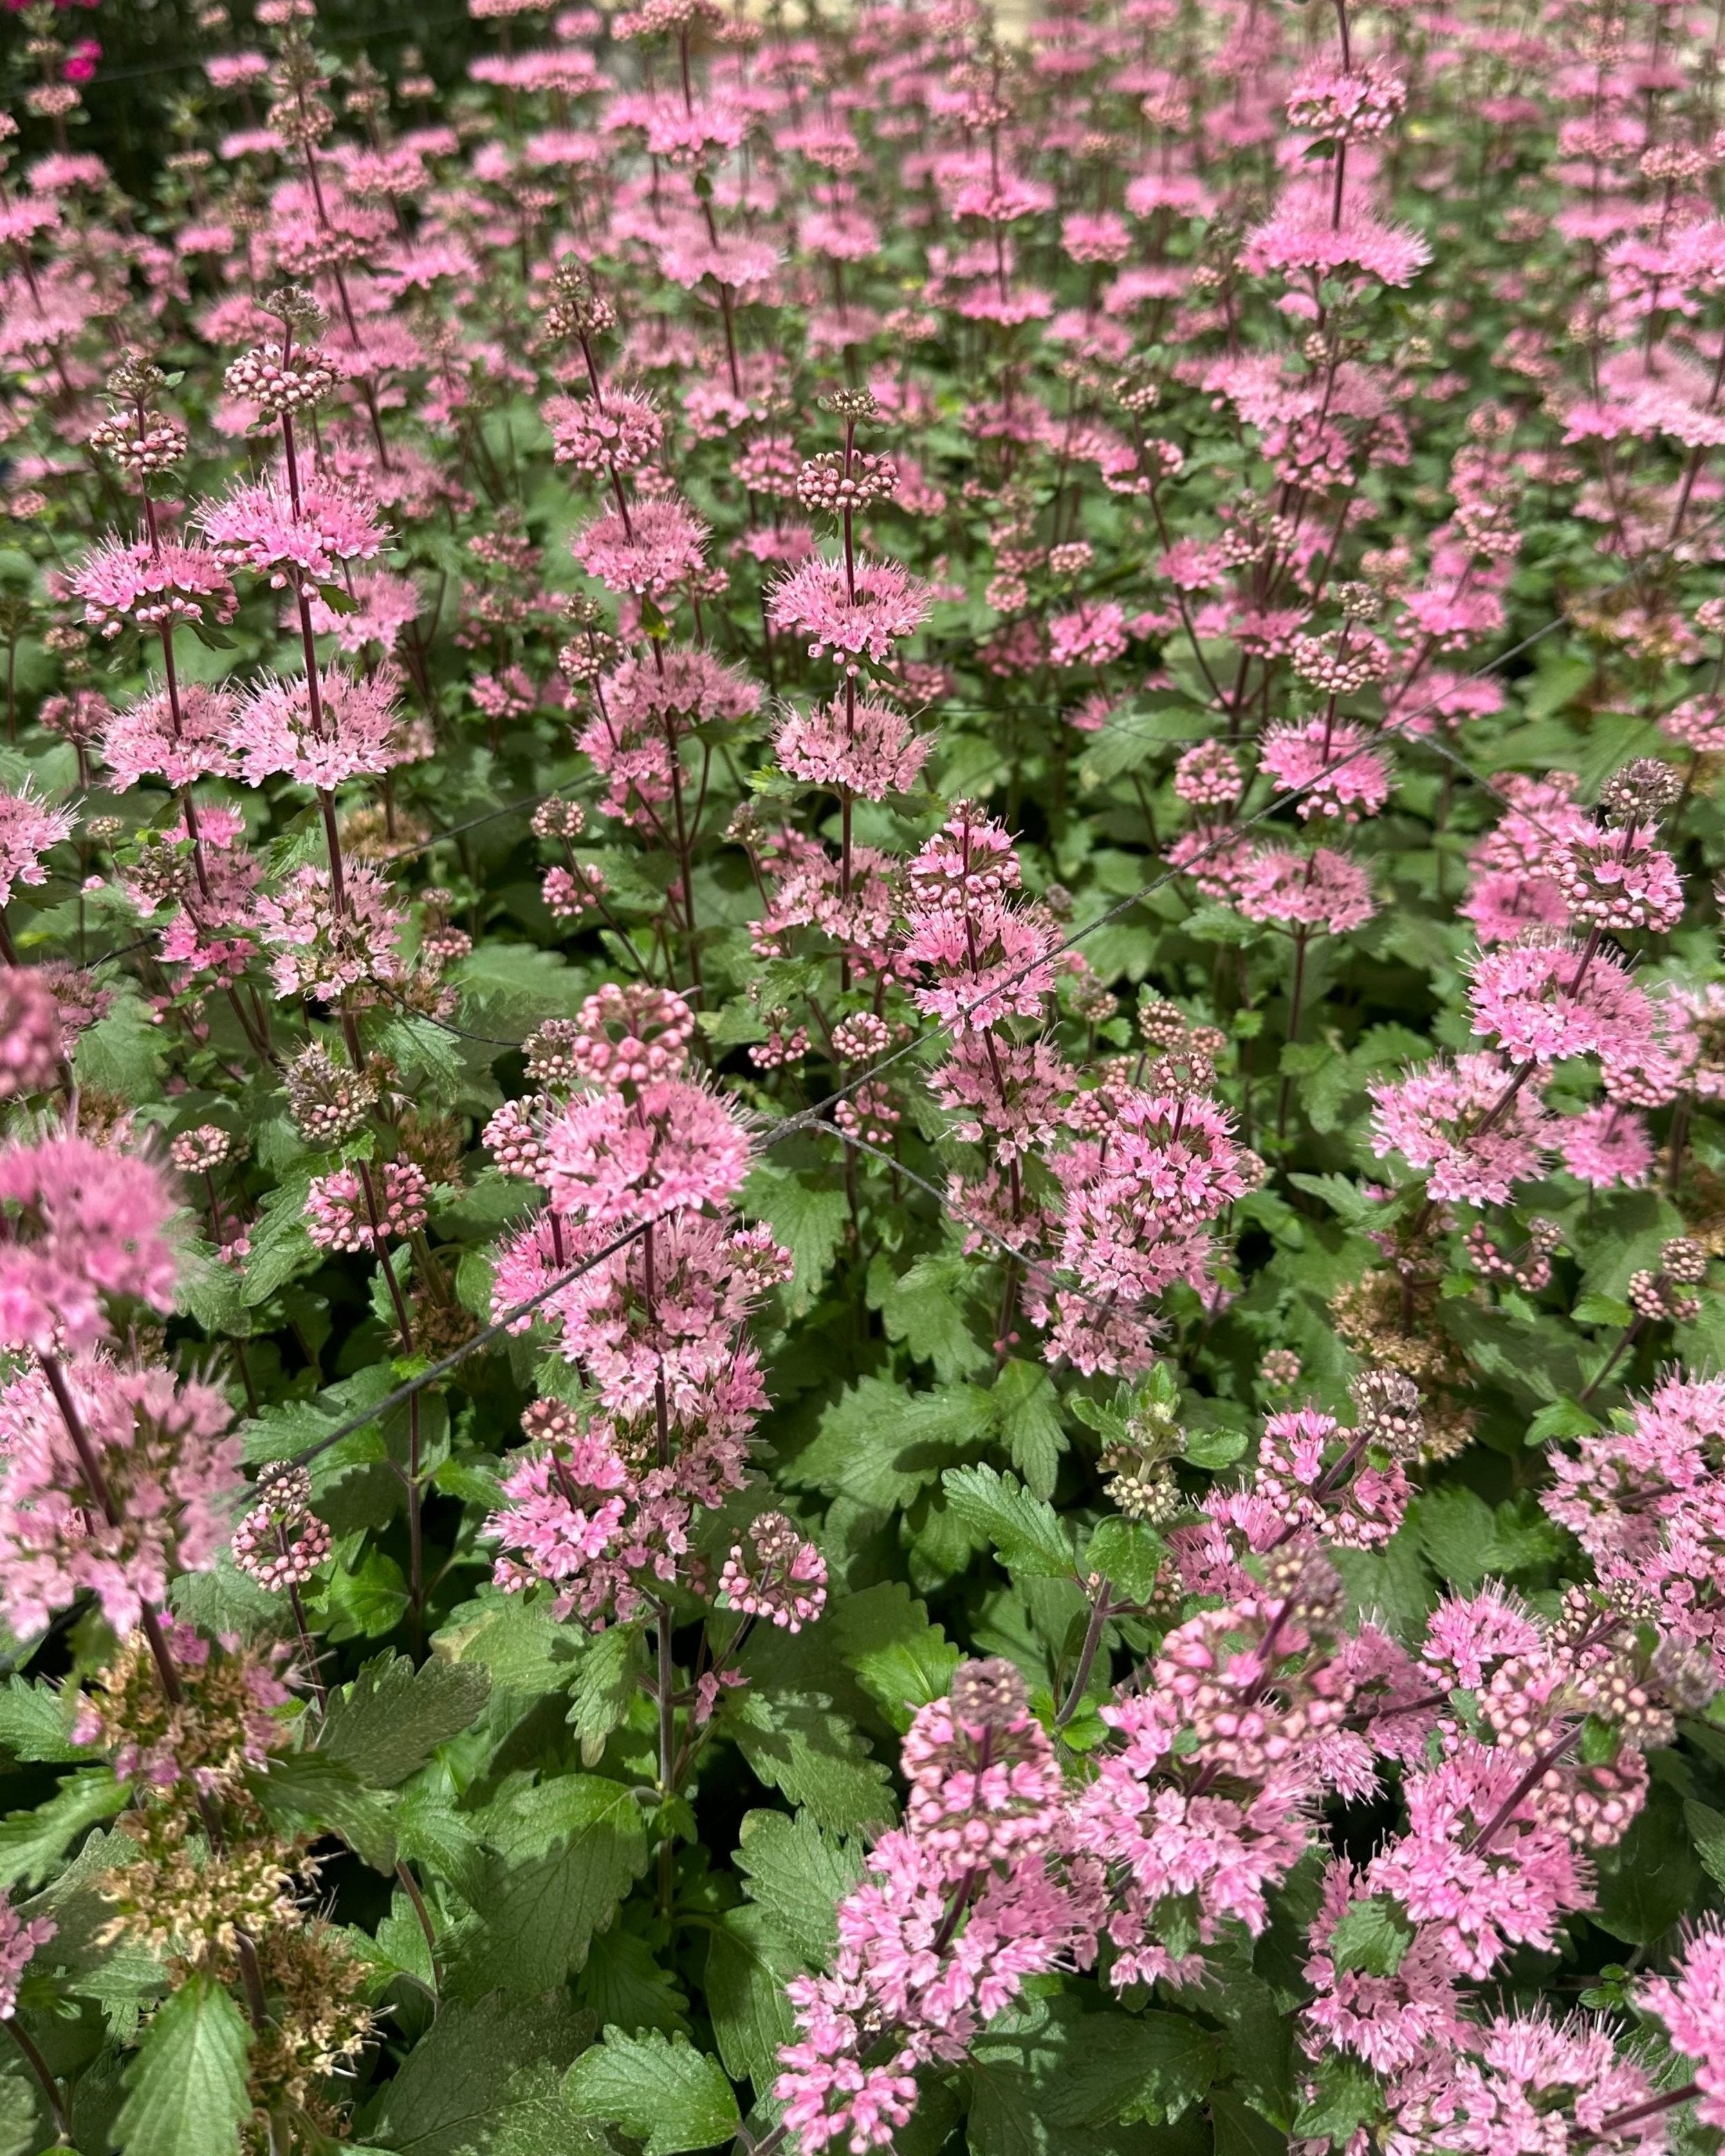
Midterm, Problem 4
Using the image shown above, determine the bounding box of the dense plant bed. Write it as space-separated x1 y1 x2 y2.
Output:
0 0 1723 2152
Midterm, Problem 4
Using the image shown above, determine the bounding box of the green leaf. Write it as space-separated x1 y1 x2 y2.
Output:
723 1691 895 1833
1210 2092 1289 2155
316 1652 492 1787
568 1625 649 1756
1326 1895 1413 1978
315 1549 411 1641
0 1675 82 1762
1686 1797 1725 1892
1572 1293 1634 1328
829 1582 960 1734
115 1976 252 2156
73 985 165 1105
448 1777 651 1998
437 1587 579 1696
362 1990 598 2156
734 1809 864 1967
991 1361 1066 1500
739 1162 849 1314
565 2028 738 2156
1292 2056 1380 2144
241 1170 320 1307
576 1927 690 2040
0 1770 127 1888
1594 1784 1701 1945
1285 1172 1376 1228
943 1463 1078 1580
1035 2012 1220 2128
1083 1518 1165 1606
790 1376 993 1514
874 1251 989 1381
253 1751 399 1874
703 1906 798 2088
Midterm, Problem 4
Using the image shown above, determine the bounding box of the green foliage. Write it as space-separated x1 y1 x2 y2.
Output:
315 1652 493 1786
115 1977 253 2156
447 1778 652 1999
564 2028 740 2155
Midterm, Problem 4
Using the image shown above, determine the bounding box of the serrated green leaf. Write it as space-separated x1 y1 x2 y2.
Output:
1083 1517 1165 1605
1594 1784 1701 1945
568 1625 649 1753
703 1906 798 2088
0 1676 82 1762
1291 2056 1380 2143
874 1251 989 1381
991 1360 1066 1500
564 2028 739 2156
448 1777 651 1999
115 1976 252 2156
254 1750 399 1874
576 1926 690 2040
723 1691 895 1833
943 1463 1077 1580
789 1376 993 1513
1326 1895 1414 1978
361 1990 599 2156
1036 2011 1219 2129
735 1809 864 1967
0 1770 127 1888
829 1581 960 1734
316 1652 492 1787
1686 1798 1725 1891
739 1161 849 1315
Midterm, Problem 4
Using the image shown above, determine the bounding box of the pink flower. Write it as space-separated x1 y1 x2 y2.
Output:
0 788 73 906
1242 185 1431 287
0 1360 241 1637
544 387 663 475
0 1900 53 2020
71 537 237 640
1369 1051 1554 1204
304 1161 431 1251
101 680 240 790
0 1131 180 1355
718 1512 827 1632
230 663 411 789
1558 1103 1654 1188
1237 845 1378 934
198 476 391 596
255 864 407 1002
1258 719 1394 822
541 1076 751 1228
1556 822 1684 934
775 695 930 800
768 555 932 668
1060 210 1132 264
571 497 708 595
1396 2011 1665 2153
1468 939 1658 1067
1286 62 1408 140
1047 600 1128 667
1542 1372 1725 1682
1301 1861 1462 2075
1639 1923 1725 2130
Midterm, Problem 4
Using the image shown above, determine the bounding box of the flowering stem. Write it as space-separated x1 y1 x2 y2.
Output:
1055 1576 1113 1729
1578 1312 1646 1406
1274 926 1311 1141
3 2014 69 2144
1580 2081 1699 2144
1466 1725 1580 1854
